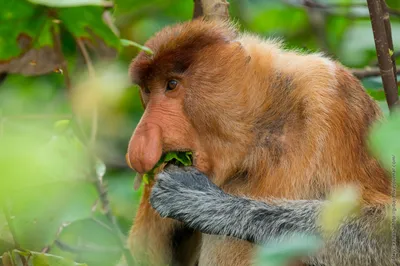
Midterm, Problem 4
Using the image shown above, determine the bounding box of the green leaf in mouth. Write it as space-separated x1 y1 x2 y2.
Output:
142 151 193 184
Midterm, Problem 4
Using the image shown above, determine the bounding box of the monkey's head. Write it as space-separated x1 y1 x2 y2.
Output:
127 19 257 180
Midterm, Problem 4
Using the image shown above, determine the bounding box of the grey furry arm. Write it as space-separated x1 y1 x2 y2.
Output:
150 166 399 266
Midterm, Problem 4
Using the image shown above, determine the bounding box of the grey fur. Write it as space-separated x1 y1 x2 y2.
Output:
150 166 400 266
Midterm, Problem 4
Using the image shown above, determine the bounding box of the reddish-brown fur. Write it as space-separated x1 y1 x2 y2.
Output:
126 19 391 266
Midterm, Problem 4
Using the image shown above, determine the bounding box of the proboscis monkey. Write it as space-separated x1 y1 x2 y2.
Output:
126 19 395 266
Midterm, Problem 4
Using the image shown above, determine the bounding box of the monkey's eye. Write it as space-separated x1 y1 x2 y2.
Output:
143 87 150 94
166 80 178 91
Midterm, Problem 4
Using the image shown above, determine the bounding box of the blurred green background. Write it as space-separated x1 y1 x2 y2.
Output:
0 0 399 265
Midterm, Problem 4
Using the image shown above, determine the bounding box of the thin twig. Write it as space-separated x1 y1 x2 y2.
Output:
103 11 120 37
76 39 98 147
93 176 135 265
367 0 399 111
51 25 72 93
76 39 95 78
351 66 400 79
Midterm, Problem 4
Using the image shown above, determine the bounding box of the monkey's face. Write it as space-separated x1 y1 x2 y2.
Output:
126 73 211 175
126 20 251 179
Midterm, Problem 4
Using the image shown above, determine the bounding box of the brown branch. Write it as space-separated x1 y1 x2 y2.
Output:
367 0 399 111
200 0 230 20
352 67 400 79
102 11 120 37
193 0 204 18
380 0 398 84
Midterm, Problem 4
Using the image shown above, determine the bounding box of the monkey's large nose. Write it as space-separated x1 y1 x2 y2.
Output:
126 122 163 174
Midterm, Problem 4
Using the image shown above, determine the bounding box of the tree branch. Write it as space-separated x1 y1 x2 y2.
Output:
367 0 399 111
351 67 400 79
380 0 398 84
200 0 230 20
193 0 204 18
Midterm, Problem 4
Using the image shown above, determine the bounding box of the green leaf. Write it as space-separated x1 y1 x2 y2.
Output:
164 151 193 166
58 7 120 51
95 158 106 181
5 250 87 266
1 251 13 266
369 111 400 185
0 1 64 76
0 2 55 61
120 39 153 55
28 0 111 7
367 89 386 101
318 186 361 237
32 253 50 266
141 152 193 184
54 120 71 135
143 174 150 185
10 182 97 250
53 219 120 265
256 234 321 266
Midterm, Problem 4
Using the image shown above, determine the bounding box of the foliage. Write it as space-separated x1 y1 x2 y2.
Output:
369 111 400 185
142 151 193 184
256 235 322 266
0 0 399 265
2 249 87 266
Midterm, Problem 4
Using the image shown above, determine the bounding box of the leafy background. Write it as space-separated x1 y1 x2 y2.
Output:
0 0 399 265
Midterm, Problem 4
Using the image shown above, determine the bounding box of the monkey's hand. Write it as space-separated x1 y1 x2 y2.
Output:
149 165 228 222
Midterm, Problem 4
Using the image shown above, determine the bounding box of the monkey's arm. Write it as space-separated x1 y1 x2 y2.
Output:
150 166 399 266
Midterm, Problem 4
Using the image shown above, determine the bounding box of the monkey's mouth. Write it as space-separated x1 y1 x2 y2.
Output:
161 150 194 168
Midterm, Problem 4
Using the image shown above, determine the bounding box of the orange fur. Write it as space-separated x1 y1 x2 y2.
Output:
126 18 391 266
